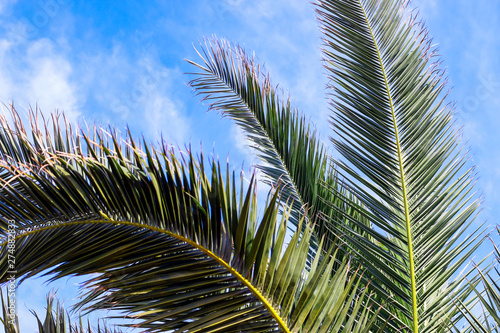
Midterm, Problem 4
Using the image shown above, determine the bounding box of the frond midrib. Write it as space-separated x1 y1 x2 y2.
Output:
3 219 291 333
199 64 309 221
356 1 418 331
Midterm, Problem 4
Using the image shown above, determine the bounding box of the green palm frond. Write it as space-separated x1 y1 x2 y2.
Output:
458 227 500 332
456 272 500 333
0 288 18 333
317 0 484 331
187 39 360 254
0 109 377 332
0 289 123 333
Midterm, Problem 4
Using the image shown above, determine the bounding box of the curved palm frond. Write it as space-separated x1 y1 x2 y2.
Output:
0 109 377 332
317 0 484 331
186 39 362 255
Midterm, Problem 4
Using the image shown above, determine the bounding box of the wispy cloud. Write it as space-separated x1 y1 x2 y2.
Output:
0 34 81 122
80 46 191 143
1 5 192 329
0 8 191 143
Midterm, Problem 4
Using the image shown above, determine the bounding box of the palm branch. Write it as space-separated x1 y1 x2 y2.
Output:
187 39 368 257
0 109 377 332
316 0 485 331
457 227 500 332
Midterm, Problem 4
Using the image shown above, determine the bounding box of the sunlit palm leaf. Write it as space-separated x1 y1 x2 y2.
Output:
317 0 484 331
187 39 359 254
0 109 377 332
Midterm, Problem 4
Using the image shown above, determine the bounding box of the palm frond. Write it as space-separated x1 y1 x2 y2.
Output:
317 0 485 331
0 287 18 333
0 109 377 332
458 227 500 332
187 39 359 254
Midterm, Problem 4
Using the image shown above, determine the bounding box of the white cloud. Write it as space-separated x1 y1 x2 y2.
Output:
142 91 189 144
231 124 253 160
0 8 191 330
26 39 80 121
81 48 191 144
0 35 80 123
127 58 190 144
0 34 190 144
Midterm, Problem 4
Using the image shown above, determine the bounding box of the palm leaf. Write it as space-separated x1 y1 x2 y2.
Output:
0 109 377 332
316 0 484 331
458 227 500 332
0 288 18 333
187 39 361 255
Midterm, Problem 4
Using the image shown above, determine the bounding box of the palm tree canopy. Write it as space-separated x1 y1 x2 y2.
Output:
187 38 365 259
186 1 486 331
0 0 492 331
0 110 375 332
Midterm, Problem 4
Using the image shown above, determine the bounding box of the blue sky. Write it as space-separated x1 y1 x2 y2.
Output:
0 0 499 331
